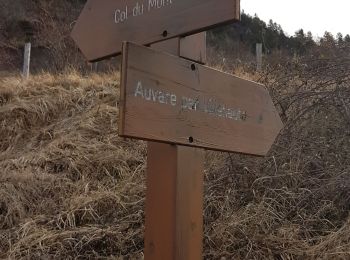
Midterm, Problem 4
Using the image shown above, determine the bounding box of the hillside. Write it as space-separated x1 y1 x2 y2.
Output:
1 0 350 259
2 0 350 73
0 0 86 71
0 56 349 258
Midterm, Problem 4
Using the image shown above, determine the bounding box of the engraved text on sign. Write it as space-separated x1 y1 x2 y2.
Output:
115 0 174 24
119 42 283 155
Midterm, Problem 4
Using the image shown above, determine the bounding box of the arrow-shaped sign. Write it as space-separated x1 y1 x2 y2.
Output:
71 0 240 61
119 42 283 156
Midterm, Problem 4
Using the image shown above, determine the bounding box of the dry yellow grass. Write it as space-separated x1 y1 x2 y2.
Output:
0 69 349 259
0 72 146 258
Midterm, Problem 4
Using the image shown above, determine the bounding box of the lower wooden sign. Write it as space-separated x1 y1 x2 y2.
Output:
119 42 283 155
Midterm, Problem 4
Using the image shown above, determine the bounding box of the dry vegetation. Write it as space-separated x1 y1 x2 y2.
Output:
0 72 146 258
1 0 349 259
0 52 349 259
0 0 86 71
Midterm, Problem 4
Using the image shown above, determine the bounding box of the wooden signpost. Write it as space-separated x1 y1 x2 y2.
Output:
144 36 206 260
151 32 207 64
72 0 283 259
71 0 240 61
119 42 282 156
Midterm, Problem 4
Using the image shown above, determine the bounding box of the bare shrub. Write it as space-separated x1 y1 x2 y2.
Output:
0 53 349 259
202 45 350 259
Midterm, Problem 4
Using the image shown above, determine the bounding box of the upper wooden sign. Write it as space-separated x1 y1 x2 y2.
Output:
119 42 283 156
71 0 240 61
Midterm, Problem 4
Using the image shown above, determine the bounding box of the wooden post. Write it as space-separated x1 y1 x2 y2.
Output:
256 43 262 72
23 42 31 78
145 143 204 260
145 34 206 260
180 33 207 64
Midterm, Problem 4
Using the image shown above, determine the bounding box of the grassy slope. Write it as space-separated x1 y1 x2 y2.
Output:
0 72 146 258
0 70 349 259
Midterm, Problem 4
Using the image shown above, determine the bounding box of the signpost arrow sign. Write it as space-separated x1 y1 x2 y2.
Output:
71 0 240 61
72 0 284 257
119 42 283 156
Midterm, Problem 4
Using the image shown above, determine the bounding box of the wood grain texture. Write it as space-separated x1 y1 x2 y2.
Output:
144 142 177 260
149 37 179 56
180 33 207 64
144 39 204 260
150 33 207 64
145 142 204 260
71 0 240 61
175 145 204 260
119 42 283 156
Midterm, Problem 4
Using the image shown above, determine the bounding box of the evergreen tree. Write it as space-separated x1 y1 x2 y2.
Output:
207 13 319 57
337 32 343 44
321 31 336 47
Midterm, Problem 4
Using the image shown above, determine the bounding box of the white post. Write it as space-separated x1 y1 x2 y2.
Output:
23 42 31 78
256 43 262 72
93 62 98 72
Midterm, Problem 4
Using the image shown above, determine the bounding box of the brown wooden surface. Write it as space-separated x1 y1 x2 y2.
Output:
119 42 283 156
71 0 240 61
144 142 177 260
144 39 205 260
149 33 207 64
180 33 207 64
175 145 204 260
149 37 179 56
145 142 204 260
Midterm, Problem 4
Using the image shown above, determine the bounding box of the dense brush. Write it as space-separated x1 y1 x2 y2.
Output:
0 65 349 259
